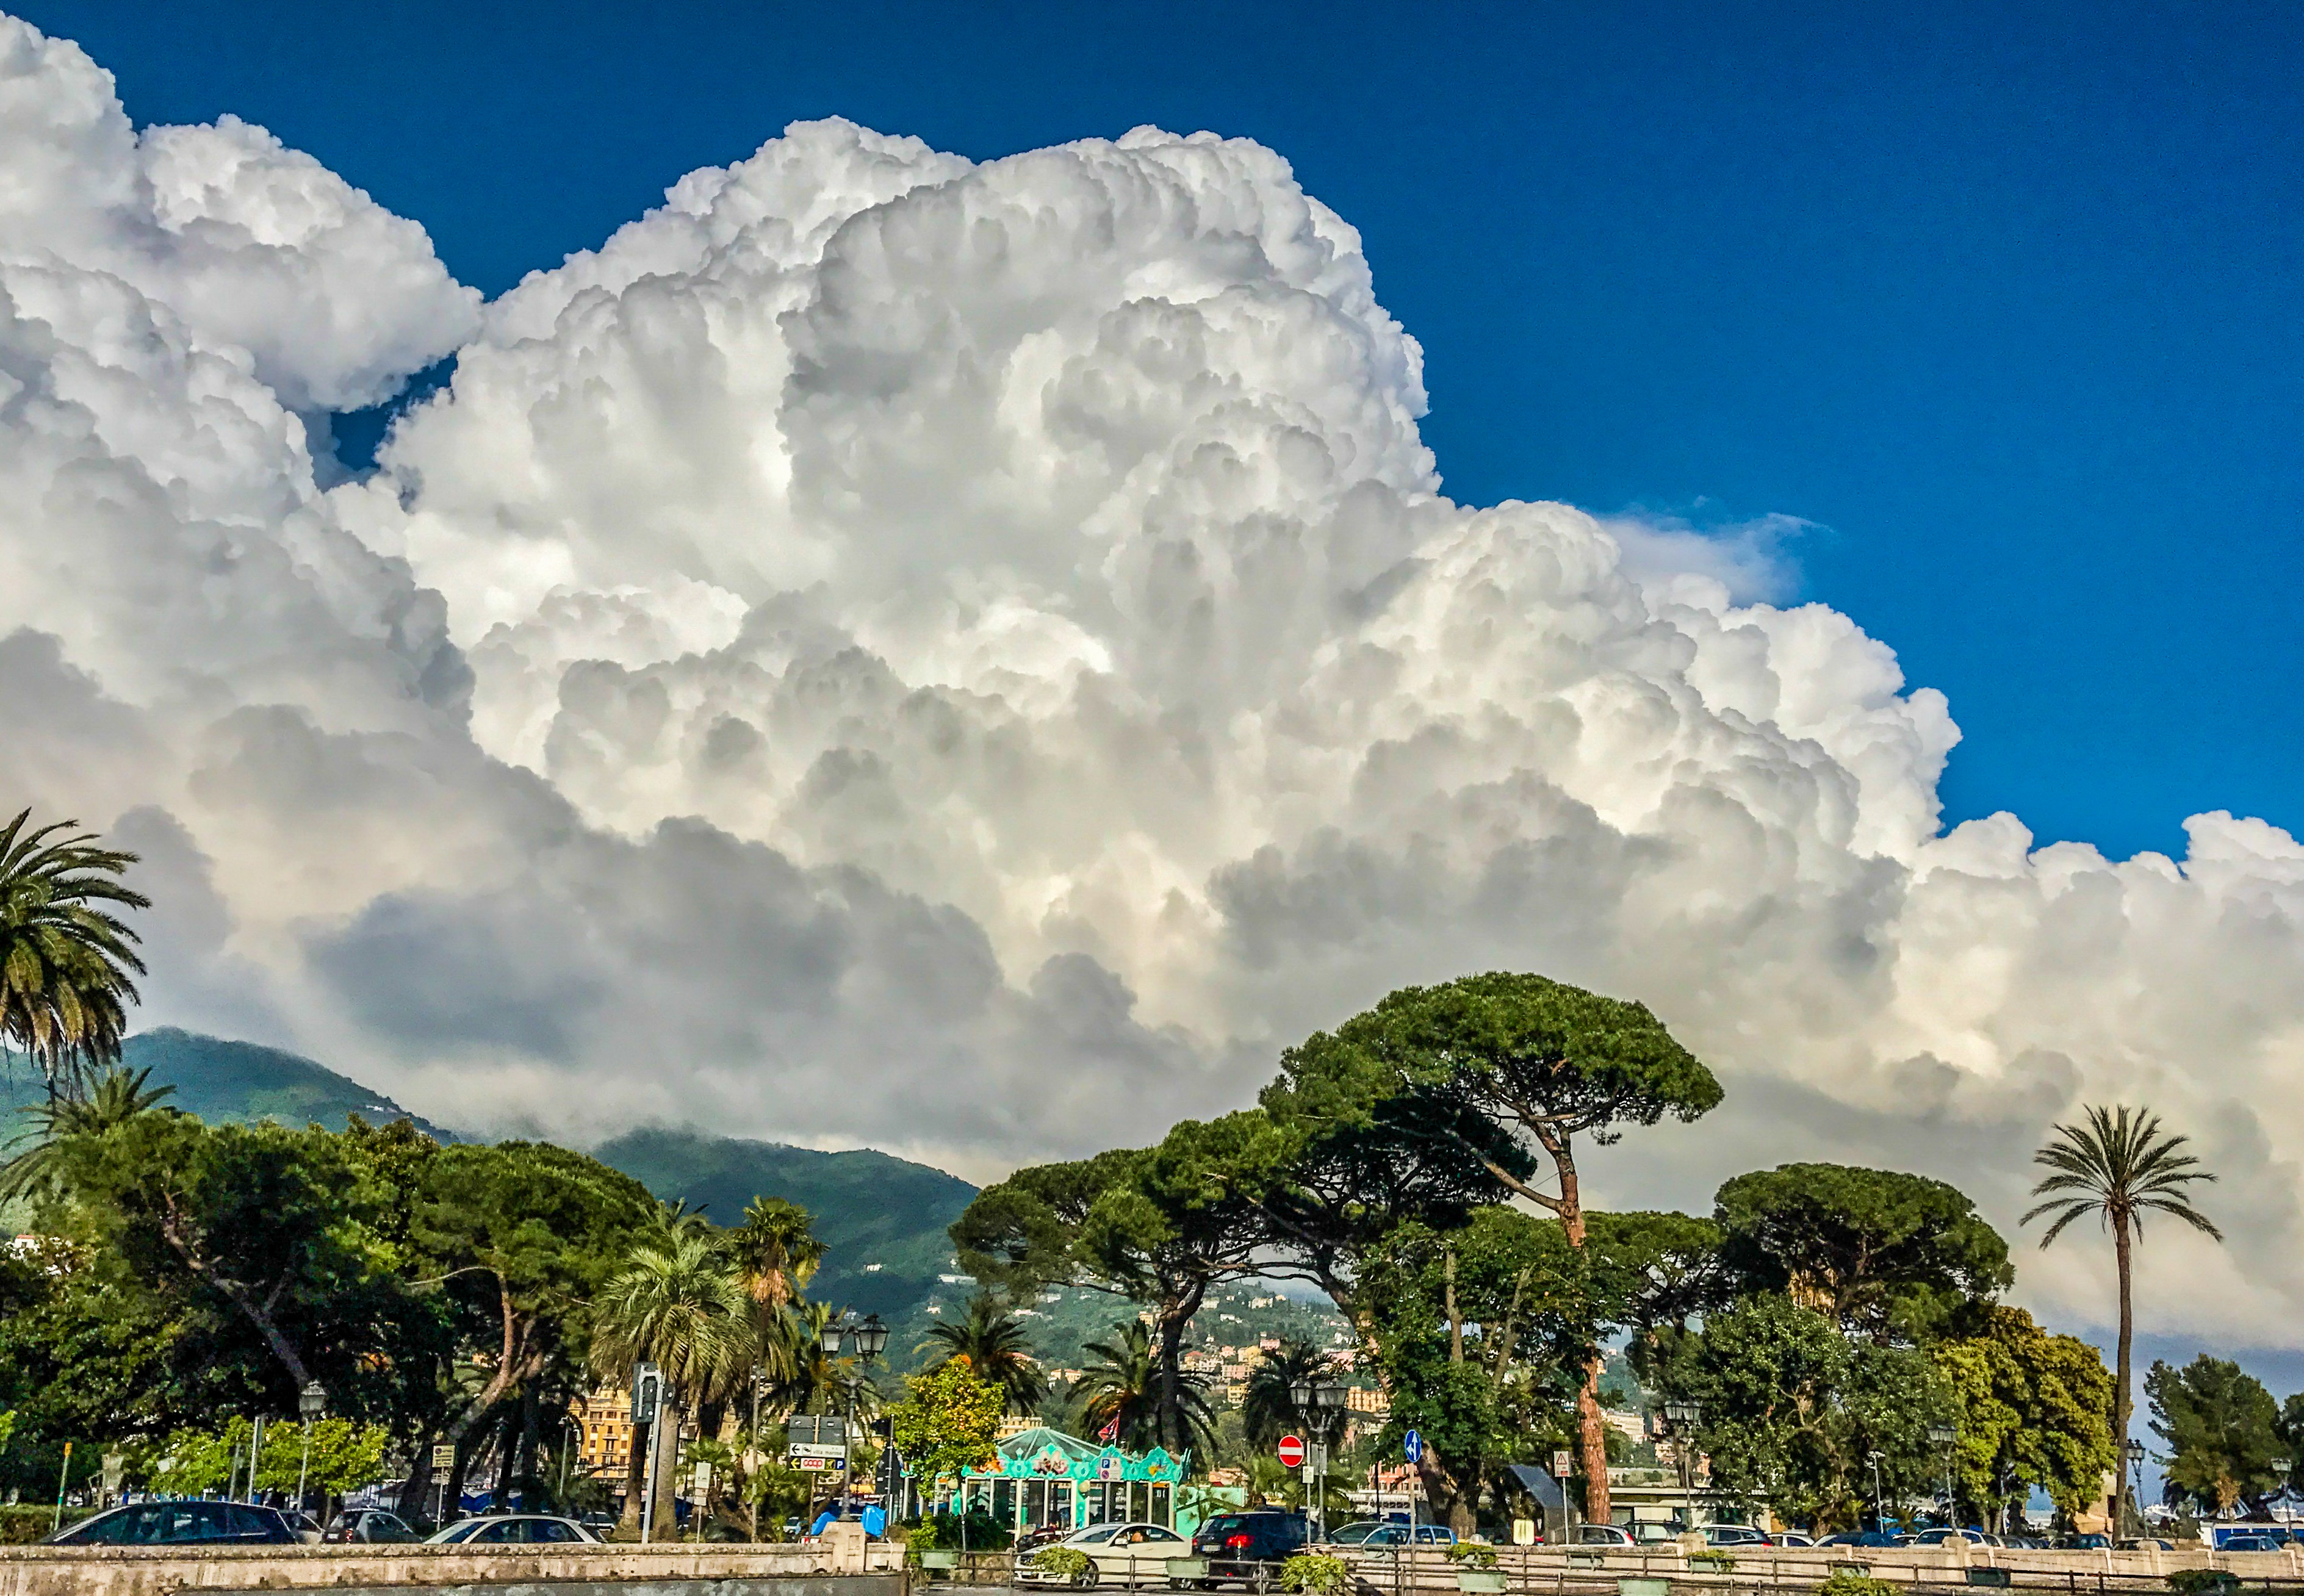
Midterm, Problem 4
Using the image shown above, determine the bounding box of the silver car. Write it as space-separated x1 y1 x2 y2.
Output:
425 1513 600 1545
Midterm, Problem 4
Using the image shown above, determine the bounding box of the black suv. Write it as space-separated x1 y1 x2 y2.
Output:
49 1500 298 1545
1192 1511 1310 1588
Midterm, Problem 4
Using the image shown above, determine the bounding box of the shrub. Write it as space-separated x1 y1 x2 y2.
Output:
1689 1549 1737 1572
1034 1545 1095 1583
1 1506 92 1545
917 1506 1014 1552
1281 1551 1355 1596
1816 1572 1899 1596
1446 1542 1500 1569
2166 1573 2241 1596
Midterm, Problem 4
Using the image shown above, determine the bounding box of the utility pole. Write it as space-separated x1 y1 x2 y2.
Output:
633 1362 665 1545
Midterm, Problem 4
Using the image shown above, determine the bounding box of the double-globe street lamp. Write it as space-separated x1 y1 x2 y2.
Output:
1287 1376 1349 1540
819 1313 891 1520
295 1382 326 1516
1663 1400 1702 1528
1928 1423 1957 1530
2123 1439 2146 1536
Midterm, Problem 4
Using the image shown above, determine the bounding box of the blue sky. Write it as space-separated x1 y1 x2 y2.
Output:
21 0 2299 863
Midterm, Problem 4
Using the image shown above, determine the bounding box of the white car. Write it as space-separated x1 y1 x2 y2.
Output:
424 1513 600 1545
1014 1522 1193 1586
1572 1524 1636 1547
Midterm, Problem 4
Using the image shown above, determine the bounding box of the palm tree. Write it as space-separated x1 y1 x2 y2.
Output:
589 1234 758 1535
2025 1104 2222 1508
0 810 149 1102
923 1295 1049 1417
730 1196 827 1314
1240 1339 1339 1450
1074 1321 1212 1454
0 1065 178 1202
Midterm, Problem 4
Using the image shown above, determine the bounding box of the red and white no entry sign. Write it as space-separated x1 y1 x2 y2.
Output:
1276 1434 1306 1468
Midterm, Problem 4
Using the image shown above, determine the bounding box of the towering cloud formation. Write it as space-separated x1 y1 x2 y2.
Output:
2 16 2298 1342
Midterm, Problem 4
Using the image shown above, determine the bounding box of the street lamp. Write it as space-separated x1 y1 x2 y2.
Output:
2123 1439 2145 1536
821 1314 890 1520
2272 1458 2294 1534
1290 1377 1348 1540
1867 1450 1887 1534
1663 1401 1701 1526
295 1382 326 1516
560 1414 582 1506
1928 1424 1957 1530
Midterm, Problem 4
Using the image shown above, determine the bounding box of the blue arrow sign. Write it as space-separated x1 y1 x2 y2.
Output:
1403 1429 1424 1465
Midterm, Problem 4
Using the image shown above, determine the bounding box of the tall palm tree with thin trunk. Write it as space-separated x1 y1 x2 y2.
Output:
922 1295 1048 1416
1240 1339 1340 1451
590 1234 758 1536
730 1196 827 1313
2025 1104 2221 1523
0 810 149 1102
1073 1321 1212 1454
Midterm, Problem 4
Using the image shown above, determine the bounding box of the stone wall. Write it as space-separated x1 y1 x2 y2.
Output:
0 1544 904 1596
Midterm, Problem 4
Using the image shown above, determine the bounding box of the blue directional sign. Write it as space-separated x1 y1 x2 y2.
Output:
1403 1429 1424 1465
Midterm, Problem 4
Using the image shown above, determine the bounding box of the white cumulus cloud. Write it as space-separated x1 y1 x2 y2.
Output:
1 13 2299 1351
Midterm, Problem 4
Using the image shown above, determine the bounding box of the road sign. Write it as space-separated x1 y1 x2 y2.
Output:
1403 1429 1424 1465
432 1444 456 1472
1552 1450 1571 1478
1276 1434 1306 1468
788 1442 846 1460
798 1455 843 1472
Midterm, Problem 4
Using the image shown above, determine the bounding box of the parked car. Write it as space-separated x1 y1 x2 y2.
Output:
1817 1531 1903 1548
1696 1525 1773 1547
1192 1512 1312 1587
48 1500 299 1545
1355 1524 1459 1548
1774 1533 1817 1548
1324 1522 1388 1546
323 1508 420 1544
1014 1521 1193 1586
1915 1529 2003 1547
425 1513 600 1545
2223 1534 2283 1552
2117 1539 2175 1551
1631 1523 1682 1545
2054 1534 2112 1551
1572 1524 1635 1547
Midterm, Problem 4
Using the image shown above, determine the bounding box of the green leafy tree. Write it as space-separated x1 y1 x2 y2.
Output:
589 1232 757 1534
1715 1163 2012 1343
1269 972 1721 1520
2147 1356 2280 1517
729 1196 826 1314
1930 1305 2116 1526
2025 1105 2220 1490
1073 1320 1212 1454
923 1295 1048 1417
1240 1340 1344 1451
1683 1293 1953 1533
888 1355 1004 1500
410 1140 657 1518
0 810 148 1102
1358 1206 1582 1533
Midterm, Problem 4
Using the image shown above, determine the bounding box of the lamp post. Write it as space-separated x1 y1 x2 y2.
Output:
2272 1458 2293 1536
820 1313 890 1520
1867 1450 1887 1534
1928 1423 1957 1530
295 1382 326 1517
1664 1401 1701 1528
1289 1377 1348 1540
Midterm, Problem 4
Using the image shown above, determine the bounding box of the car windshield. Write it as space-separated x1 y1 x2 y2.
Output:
1201 1516 1255 1536
1073 1526 1121 1544
427 1519 484 1543
1328 1523 1381 1544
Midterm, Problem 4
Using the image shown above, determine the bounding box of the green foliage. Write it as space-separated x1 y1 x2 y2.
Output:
1815 1573 1898 1596
1034 1545 1095 1580
915 1505 1013 1551
923 1295 1048 1416
143 1414 391 1497
2148 1355 2280 1516
1283 1551 1355 1594
2 1505 93 1545
0 808 149 1099
1713 1163 2012 1340
1682 1292 1954 1532
1073 1319 1215 1454
1929 1306 2115 1521
1445 1541 1499 1568
1240 1339 1341 1450
1688 1549 1737 1570
888 1355 1004 1490
2165 1572 2241 1596
588 1232 757 1405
